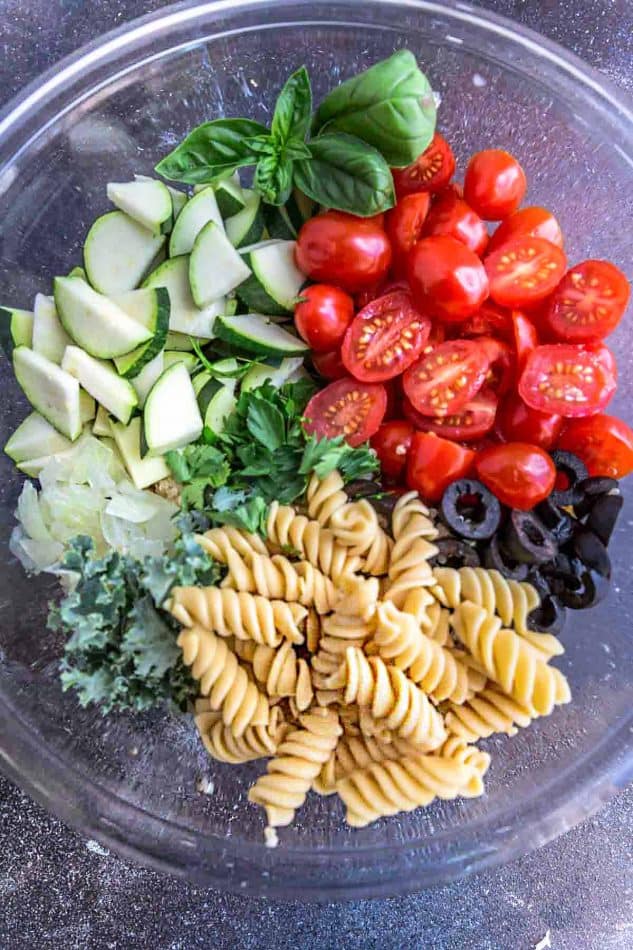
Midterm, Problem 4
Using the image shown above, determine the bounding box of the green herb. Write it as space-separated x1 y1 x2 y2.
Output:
155 118 268 185
50 531 221 714
272 66 313 144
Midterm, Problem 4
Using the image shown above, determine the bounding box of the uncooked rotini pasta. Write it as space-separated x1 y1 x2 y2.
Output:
195 526 267 563
314 733 420 795
391 491 439 545
434 735 491 785
168 586 307 646
329 498 379 552
443 684 536 741
265 502 360 583
248 707 342 827
382 499 437 606
306 609 321 655
235 640 314 712
306 470 348 526
222 550 339 614
195 706 289 764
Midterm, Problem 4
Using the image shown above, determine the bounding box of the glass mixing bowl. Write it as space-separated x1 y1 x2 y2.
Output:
0 0 632 901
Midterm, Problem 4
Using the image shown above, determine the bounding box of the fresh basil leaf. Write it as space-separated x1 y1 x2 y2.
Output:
271 66 312 145
294 133 395 216
254 155 294 206
155 118 268 185
246 133 277 157
311 50 436 167
282 138 311 162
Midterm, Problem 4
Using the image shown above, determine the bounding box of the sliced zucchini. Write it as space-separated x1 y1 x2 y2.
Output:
134 174 186 222
107 179 173 234
169 187 223 257
17 448 77 478
13 346 82 441
92 404 112 437
31 293 72 364
143 362 202 455
67 266 87 280
162 351 198 373
54 277 153 359
79 389 96 423
131 352 164 409
237 240 304 316
264 204 297 240
240 356 305 392
214 314 308 358
225 190 265 248
189 220 251 307
112 287 170 378
84 211 166 295
143 255 225 338
5 411 73 463
62 345 138 424
165 330 197 351
202 384 236 435
109 416 170 489
0 306 33 358
215 175 245 218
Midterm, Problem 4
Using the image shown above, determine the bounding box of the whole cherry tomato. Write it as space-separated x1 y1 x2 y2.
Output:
384 193 431 277
487 206 564 255
423 191 489 256
407 235 489 322
557 414 633 478
295 211 392 292
464 149 527 220
496 393 564 449
475 442 556 509
392 133 456 198
312 349 347 381
371 420 414 479
407 432 476 502
294 284 354 352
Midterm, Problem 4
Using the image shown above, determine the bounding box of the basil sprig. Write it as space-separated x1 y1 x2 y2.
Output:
155 52 436 216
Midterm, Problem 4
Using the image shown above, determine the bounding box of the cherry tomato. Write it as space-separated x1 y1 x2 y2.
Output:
512 310 539 372
403 389 498 442
475 442 556 510
304 377 387 447
406 432 476 502
460 302 513 341
293 284 354 353
403 339 489 416
355 278 387 311
341 290 431 383
408 236 489 323
371 420 414 479
542 260 630 343
496 393 564 449
383 379 401 420
519 343 616 418
485 236 567 308
581 341 618 381
385 193 431 277
312 349 347 381
392 133 456 198
463 149 527 220
557 414 633 478
295 211 392 292
423 192 489 256
426 321 448 348
479 337 514 394
487 206 564 255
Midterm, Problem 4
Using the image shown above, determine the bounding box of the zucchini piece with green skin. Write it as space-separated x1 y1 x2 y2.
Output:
31 294 73 365
109 416 170 489
5 411 73 463
203 384 236 435
134 174 186 224
143 362 203 455
189 220 252 308
162 351 198 373
214 314 308 358
225 190 265 248
169 187 223 257
131 352 164 409
165 330 197 351
0 306 33 358
62 346 138 424
240 356 305 392
196 374 236 416
107 179 173 234
67 266 86 280
143 255 225 338
237 240 304 316
92 404 112 437
214 176 245 218
84 211 166 295
79 389 96 423
54 277 154 359
112 287 170 378
13 346 82 441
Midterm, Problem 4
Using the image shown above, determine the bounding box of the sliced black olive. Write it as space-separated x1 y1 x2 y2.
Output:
503 509 558 565
430 538 481 569
549 451 589 506
344 480 384 499
571 529 611 578
574 477 620 518
369 493 400 520
483 534 530 580
586 493 624 546
550 565 610 609
535 497 576 546
440 479 502 541
527 570 552 599
527 595 566 636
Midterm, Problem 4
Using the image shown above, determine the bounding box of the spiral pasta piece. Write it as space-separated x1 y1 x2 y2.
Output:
326 648 446 749
314 733 420 795
391 491 439 545
178 625 269 736
329 499 378 551
195 706 289 764
306 609 321 654
382 500 438 607
222 551 339 614
451 602 571 716
239 640 314 712
434 736 491 787
360 525 393 576
306 471 348 526
443 684 536 741
373 601 473 704
248 707 342 826
194 526 267 563
265 502 360 583
169 586 307 646
337 754 483 827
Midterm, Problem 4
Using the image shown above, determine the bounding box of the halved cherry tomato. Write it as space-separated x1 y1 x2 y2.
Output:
392 133 456 198
371 420 414 479
294 284 354 353
312 349 347 381
581 341 618 381
475 442 556 509
496 393 564 449
385 193 431 277
406 432 476 502
557 414 633 478
403 389 498 441
487 206 564 255
423 192 489 256
341 290 431 382
519 343 616 418
295 211 392 292
408 236 489 322
460 302 513 341
403 339 489 416
485 236 567 308
512 310 539 372
304 377 387 447
463 149 527 220
479 337 514 394
542 260 631 343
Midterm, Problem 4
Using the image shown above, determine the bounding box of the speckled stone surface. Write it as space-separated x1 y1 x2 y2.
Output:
0 2 632 947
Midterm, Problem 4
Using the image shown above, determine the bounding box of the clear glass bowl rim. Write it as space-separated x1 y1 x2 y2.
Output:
0 0 632 900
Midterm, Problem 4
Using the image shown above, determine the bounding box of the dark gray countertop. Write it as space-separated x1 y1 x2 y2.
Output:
0 2 632 947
